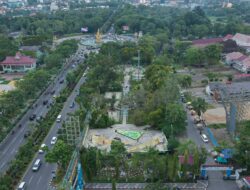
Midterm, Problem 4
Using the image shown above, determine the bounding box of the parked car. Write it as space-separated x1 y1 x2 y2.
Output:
191 110 196 115
17 181 26 190
194 116 201 124
210 150 219 158
43 100 48 105
29 114 36 121
50 90 55 95
51 170 56 179
215 156 228 164
201 134 209 143
39 144 47 154
59 79 64 84
36 116 43 122
24 131 31 138
51 136 57 145
69 102 75 108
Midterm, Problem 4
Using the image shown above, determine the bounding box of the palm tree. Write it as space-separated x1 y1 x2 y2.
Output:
192 97 208 119
177 140 196 155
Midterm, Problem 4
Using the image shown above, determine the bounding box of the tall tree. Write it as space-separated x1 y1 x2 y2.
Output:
191 97 208 118
185 47 205 67
204 44 222 65
45 140 72 169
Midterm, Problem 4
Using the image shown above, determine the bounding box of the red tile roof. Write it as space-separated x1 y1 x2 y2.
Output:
242 57 250 67
225 52 244 61
192 38 224 48
232 33 250 47
223 34 233 41
0 52 36 65
237 55 248 61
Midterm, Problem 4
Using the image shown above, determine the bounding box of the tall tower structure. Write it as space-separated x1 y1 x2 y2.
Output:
95 29 102 44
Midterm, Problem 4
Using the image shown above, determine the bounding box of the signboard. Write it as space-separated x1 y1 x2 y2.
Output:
122 25 129 31
81 27 88 32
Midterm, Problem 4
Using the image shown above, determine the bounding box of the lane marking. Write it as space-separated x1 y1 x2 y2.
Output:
28 176 33 184
37 176 42 185
19 138 23 144
20 127 25 133
11 148 16 154
0 162 5 169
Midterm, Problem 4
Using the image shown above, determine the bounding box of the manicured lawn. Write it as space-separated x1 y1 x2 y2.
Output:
208 123 226 129
116 129 143 140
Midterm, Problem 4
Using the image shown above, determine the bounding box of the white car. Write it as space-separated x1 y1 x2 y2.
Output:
51 137 57 145
39 143 46 153
201 134 209 143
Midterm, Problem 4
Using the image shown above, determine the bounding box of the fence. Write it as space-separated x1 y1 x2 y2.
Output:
206 128 219 147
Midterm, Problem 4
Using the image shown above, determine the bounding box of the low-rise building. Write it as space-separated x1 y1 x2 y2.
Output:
225 52 244 66
232 33 250 52
233 56 250 73
0 52 36 73
192 37 224 48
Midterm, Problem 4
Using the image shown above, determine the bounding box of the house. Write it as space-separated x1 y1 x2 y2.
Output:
241 57 250 73
225 52 244 66
224 51 250 73
192 37 224 48
233 56 250 73
232 33 250 52
0 52 36 73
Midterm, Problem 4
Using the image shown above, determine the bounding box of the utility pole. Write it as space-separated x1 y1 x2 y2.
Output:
137 49 140 80
171 124 173 138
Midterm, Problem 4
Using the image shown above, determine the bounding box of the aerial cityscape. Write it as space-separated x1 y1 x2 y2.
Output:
0 0 250 190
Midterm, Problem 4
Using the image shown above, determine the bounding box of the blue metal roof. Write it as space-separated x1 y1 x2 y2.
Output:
221 148 233 159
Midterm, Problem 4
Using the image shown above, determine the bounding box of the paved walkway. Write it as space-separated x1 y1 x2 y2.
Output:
85 181 208 190
121 67 131 125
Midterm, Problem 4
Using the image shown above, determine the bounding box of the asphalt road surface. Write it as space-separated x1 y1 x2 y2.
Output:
21 70 88 190
0 46 86 174
185 105 239 190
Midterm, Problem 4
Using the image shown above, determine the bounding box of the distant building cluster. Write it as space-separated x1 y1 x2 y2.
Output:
193 33 250 73
0 0 70 15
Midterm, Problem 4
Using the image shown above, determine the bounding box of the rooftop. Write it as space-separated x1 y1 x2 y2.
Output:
223 34 233 41
0 52 36 65
232 33 250 47
225 52 244 61
192 37 223 48
209 81 250 99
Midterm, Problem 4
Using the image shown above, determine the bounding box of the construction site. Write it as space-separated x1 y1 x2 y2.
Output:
206 81 250 132
83 124 168 153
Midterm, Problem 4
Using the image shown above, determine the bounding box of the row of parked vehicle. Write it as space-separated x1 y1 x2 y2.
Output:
185 102 210 143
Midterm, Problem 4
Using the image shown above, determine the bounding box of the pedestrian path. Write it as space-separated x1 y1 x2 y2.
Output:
85 181 208 190
121 67 131 125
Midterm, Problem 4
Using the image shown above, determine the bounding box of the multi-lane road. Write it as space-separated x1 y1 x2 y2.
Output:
22 69 88 190
0 45 87 174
